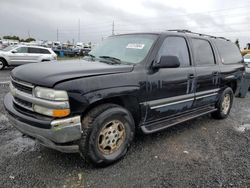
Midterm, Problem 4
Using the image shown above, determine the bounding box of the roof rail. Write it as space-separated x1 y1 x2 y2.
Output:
167 29 230 41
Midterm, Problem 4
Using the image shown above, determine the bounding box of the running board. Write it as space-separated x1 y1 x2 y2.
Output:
141 107 217 134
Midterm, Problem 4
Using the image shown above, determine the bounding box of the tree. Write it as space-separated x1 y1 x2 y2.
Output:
235 39 240 49
25 38 35 42
2 35 35 42
3 35 20 41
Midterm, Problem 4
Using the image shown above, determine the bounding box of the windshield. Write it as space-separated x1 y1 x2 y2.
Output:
89 34 157 64
2 45 16 52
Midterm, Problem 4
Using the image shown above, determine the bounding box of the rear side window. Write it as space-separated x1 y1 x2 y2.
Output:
40 49 51 54
28 47 40 54
214 39 242 64
192 39 215 66
157 36 190 67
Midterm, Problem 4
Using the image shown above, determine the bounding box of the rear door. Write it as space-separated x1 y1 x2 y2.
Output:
27 47 42 63
190 38 220 107
145 36 196 123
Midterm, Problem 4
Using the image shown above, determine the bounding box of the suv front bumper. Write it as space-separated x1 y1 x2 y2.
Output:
4 93 82 153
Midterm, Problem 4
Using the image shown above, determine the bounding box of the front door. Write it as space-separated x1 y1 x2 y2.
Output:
9 47 28 65
145 36 195 123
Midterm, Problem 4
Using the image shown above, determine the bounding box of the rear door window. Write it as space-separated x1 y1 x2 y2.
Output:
28 47 41 54
192 38 215 66
157 36 191 67
214 39 243 64
40 49 51 54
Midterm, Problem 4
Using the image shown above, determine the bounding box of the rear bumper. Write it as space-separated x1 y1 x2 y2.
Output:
4 93 82 153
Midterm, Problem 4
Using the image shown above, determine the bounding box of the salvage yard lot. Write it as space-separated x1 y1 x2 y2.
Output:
0 69 250 188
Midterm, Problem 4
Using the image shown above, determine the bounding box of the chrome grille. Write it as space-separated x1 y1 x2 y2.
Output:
11 77 34 111
11 78 33 95
14 97 33 109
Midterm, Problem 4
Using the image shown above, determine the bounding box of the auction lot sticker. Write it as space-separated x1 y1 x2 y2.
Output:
126 43 145 49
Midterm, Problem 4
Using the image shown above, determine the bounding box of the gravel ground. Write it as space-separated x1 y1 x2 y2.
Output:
0 69 249 188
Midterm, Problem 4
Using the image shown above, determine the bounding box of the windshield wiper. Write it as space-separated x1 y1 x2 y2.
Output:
98 56 121 64
88 54 95 58
83 53 96 61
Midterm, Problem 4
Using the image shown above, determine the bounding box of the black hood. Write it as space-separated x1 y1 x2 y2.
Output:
11 60 134 87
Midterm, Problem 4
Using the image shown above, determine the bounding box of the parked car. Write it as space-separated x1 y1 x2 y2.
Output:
80 46 91 56
53 46 76 57
243 54 250 67
4 30 244 166
0 45 57 70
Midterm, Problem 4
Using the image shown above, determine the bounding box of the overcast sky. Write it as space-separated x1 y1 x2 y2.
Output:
1 0 250 48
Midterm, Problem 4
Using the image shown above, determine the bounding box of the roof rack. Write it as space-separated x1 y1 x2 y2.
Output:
167 29 230 41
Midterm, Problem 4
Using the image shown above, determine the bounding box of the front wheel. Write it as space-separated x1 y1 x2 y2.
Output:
212 87 234 119
79 104 135 166
0 59 6 70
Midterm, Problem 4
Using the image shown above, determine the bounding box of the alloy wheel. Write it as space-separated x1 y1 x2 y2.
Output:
222 94 231 114
98 120 126 155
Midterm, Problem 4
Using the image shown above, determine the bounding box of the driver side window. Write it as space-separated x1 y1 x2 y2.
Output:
157 37 191 67
15 47 28 53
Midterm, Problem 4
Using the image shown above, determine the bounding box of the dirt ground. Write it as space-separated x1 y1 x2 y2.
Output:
0 69 249 188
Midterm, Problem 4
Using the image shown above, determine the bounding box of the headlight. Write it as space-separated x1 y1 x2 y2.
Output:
34 87 68 101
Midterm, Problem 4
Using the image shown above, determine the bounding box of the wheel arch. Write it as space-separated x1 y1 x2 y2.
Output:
82 94 142 127
0 57 8 66
226 80 237 94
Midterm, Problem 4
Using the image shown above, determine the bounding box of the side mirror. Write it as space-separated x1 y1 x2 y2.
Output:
153 56 180 69
11 50 17 53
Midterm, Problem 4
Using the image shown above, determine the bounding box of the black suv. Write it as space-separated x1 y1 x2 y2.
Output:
4 30 244 166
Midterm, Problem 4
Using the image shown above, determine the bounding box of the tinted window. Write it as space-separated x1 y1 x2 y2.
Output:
214 39 243 64
192 39 215 66
16 47 28 53
28 47 40 54
40 49 50 54
158 37 190 67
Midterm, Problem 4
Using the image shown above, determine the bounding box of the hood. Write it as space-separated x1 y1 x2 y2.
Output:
11 60 134 87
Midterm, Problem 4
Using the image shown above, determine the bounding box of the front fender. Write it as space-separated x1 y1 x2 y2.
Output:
83 86 140 104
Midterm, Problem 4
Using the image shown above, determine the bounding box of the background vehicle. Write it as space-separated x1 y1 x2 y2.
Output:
243 54 250 67
53 46 76 57
241 43 250 56
4 30 244 166
0 45 57 70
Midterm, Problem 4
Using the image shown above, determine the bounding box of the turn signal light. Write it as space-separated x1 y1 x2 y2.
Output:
52 109 70 117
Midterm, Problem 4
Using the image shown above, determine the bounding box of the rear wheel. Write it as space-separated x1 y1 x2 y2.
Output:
212 87 233 119
0 59 6 70
79 104 135 166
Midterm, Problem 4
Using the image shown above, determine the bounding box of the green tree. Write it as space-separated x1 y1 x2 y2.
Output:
24 38 36 42
3 35 20 41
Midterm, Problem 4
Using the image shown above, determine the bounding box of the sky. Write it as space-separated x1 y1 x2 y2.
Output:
1 0 250 48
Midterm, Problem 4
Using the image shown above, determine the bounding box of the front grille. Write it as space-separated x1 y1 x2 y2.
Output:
11 80 33 94
11 77 34 111
14 97 32 109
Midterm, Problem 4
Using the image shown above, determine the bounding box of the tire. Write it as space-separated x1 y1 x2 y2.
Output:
79 103 135 166
211 87 234 119
0 58 6 70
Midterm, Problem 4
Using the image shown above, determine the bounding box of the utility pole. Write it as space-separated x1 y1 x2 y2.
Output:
56 28 59 41
112 21 115 35
78 19 80 42
28 30 30 38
